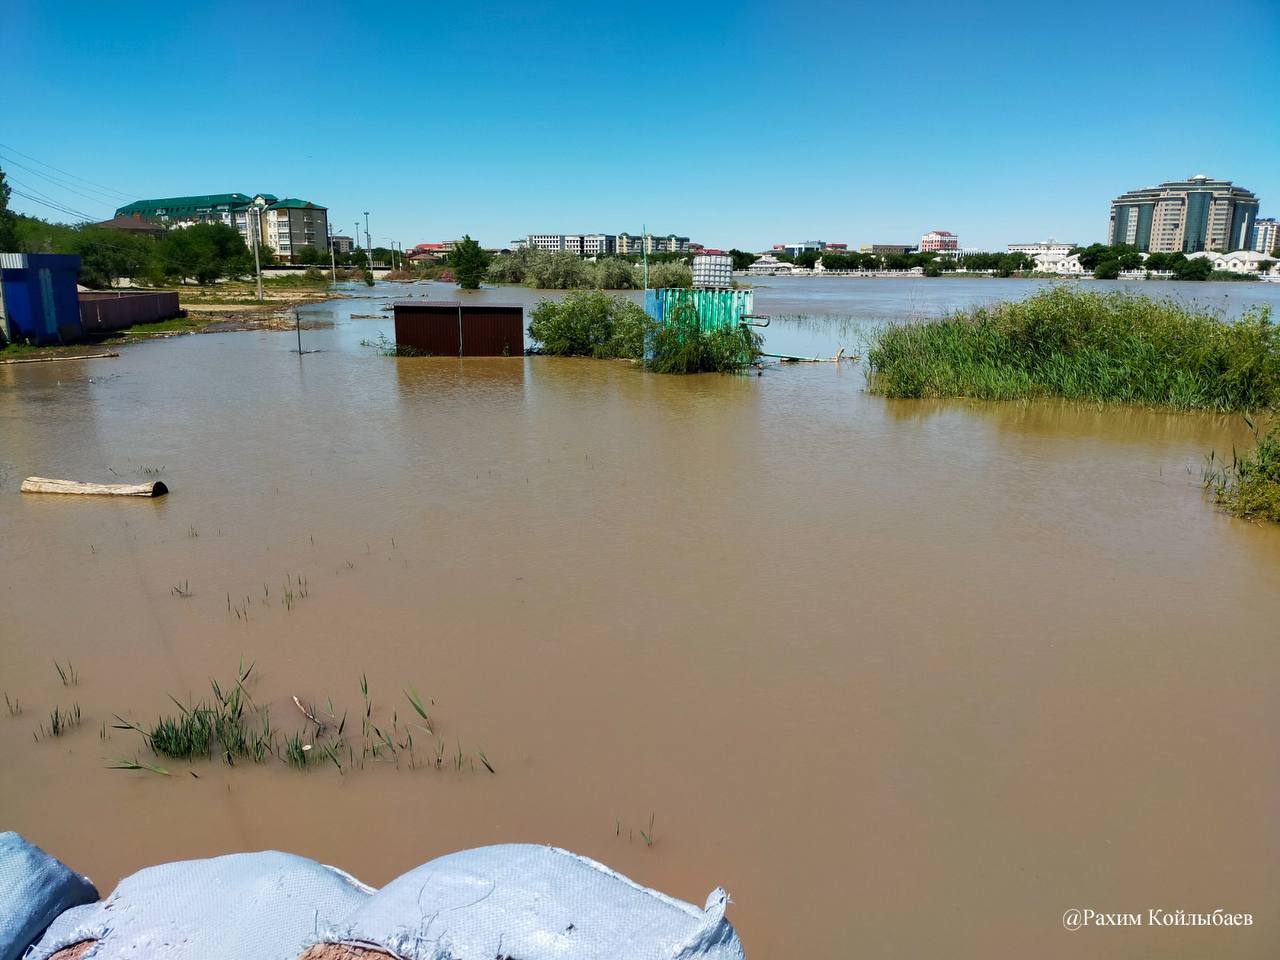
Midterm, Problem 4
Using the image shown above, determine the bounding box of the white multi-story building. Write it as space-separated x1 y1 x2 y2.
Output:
1032 252 1086 275
1008 239 1075 255
1252 218 1279 255
523 234 617 256
527 234 569 253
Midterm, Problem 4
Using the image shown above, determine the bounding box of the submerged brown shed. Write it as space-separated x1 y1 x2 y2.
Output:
393 301 524 357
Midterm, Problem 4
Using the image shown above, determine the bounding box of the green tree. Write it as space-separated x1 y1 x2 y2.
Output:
297 245 325 265
644 260 693 288
592 256 637 289
1093 258 1121 279
728 249 758 270
70 227 154 288
450 235 489 289
0 167 16 252
1173 256 1213 281
159 223 253 285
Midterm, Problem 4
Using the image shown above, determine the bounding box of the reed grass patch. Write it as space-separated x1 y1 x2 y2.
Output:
1205 418 1280 523
866 287 1280 411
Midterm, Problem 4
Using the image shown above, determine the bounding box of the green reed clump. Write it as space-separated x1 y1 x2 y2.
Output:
1205 418 1280 522
646 300 762 374
115 663 272 763
36 703 81 740
866 286 1280 411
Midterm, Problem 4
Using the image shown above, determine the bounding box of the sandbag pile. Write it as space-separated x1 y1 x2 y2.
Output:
0 834 97 960
2 837 745 960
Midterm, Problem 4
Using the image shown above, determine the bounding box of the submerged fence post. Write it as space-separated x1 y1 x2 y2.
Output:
295 309 302 355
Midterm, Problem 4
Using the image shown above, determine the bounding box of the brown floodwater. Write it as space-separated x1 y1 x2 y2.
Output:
2 283 1279 958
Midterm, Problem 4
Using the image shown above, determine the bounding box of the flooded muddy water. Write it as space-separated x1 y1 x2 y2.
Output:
2 280 1279 958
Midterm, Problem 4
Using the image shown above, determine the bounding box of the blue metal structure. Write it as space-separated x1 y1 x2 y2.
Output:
0 254 83 345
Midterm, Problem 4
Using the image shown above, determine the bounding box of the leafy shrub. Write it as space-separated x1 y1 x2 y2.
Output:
644 260 693 289
526 252 593 289
527 291 653 358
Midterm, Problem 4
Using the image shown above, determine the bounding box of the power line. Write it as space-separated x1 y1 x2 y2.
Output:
0 152 123 211
9 189 93 222
0 141 135 201
9 180 99 223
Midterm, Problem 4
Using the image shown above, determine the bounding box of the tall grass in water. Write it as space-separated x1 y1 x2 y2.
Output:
866 287 1279 411
647 301 762 374
1205 418 1280 522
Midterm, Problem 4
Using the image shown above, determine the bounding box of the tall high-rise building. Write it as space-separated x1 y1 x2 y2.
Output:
1108 176 1258 253
1252 218 1279 255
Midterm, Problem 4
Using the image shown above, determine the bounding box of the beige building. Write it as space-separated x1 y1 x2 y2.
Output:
1108 175 1258 253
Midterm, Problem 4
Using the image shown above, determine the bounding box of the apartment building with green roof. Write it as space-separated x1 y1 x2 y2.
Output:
113 192 328 263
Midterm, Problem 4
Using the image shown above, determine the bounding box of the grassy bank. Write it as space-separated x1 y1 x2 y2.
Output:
1206 419 1280 522
866 287 1280 411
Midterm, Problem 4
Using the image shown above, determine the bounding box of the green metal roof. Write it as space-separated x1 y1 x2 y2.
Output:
115 194 253 217
268 198 327 210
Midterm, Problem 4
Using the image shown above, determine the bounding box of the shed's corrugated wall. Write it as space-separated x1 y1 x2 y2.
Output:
393 303 523 357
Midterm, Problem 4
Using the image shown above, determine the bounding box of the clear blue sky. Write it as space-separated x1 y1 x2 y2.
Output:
7 0 1280 251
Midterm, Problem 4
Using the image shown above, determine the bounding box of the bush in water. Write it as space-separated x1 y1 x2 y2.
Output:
527 291 653 359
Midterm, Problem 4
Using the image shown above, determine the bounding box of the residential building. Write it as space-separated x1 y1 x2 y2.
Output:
1187 250 1275 274
1252 218 1279 255
330 235 355 254
616 233 691 255
1032 252 1086 275
527 234 569 253
116 193 266 229
860 243 916 256
115 192 329 263
261 200 329 263
1108 175 1259 253
1008 239 1075 255
919 230 959 253
93 214 166 239
522 234 617 256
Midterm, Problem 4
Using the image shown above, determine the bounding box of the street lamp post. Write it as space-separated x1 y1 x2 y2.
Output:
363 212 372 273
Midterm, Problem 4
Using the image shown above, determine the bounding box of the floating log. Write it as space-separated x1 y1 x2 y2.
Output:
0 352 119 365
21 476 168 497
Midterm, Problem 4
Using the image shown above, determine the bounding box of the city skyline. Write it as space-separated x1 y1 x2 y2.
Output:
6 0 1279 252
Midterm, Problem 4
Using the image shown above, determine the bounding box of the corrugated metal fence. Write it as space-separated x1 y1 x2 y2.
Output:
643 288 754 332
79 291 182 334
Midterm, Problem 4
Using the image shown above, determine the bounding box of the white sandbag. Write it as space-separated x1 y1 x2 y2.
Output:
24 851 372 960
0 833 97 960
323 844 744 960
